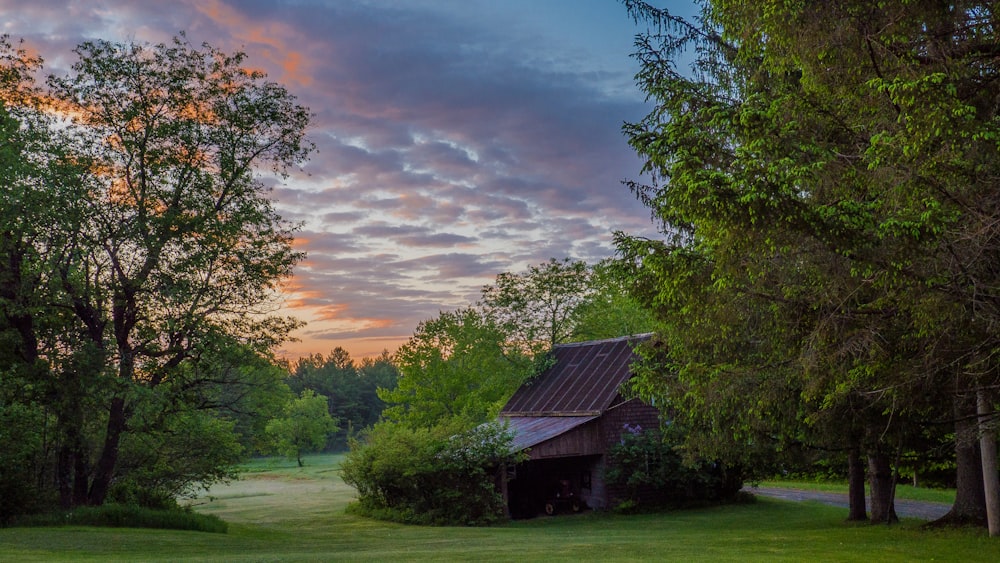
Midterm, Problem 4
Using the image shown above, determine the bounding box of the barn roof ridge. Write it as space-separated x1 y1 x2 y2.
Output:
552 333 654 349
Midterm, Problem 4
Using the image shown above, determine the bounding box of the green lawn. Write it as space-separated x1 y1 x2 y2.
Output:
1 454 996 562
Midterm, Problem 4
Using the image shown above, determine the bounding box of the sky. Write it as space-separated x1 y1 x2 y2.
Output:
3 0 698 360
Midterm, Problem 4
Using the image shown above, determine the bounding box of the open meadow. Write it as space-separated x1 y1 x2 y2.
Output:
1 454 998 562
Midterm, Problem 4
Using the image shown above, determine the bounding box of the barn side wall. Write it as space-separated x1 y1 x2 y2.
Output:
525 421 602 459
598 397 664 508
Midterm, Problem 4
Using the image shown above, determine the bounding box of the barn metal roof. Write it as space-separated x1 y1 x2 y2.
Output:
500 334 651 416
503 415 598 451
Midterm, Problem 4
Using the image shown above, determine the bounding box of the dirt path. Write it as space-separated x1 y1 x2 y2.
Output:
747 486 952 521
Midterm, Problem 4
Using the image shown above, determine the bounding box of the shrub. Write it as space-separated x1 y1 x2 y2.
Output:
107 481 181 511
606 424 743 511
341 419 523 526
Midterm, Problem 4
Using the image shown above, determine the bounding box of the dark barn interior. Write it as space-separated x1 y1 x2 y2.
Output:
507 455 600 518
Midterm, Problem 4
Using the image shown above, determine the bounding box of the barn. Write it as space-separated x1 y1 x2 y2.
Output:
499 333 661 517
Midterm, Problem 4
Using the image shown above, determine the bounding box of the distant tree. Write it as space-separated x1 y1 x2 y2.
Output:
266 390 338 467
358 350 399 401
480 258 591 351
355 350 399 427
288 347 397 449
289 348 357 399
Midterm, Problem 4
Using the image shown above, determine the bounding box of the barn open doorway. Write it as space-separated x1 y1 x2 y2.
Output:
507 454 602 518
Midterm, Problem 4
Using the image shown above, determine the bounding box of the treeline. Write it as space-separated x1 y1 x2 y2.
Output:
285 349 398 451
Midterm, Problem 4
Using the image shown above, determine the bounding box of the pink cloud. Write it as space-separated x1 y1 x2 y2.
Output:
7 0 666 361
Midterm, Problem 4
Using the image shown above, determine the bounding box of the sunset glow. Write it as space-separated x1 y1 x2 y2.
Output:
3 0 695 359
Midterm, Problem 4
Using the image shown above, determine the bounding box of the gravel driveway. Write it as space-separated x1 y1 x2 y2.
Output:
747 486 952 521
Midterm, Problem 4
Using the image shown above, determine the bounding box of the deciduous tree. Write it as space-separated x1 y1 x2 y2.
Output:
571 259 657 341
266 390 338 467
480 258 590 351
381 308 535 428
0 33 312 512
288 347 397 449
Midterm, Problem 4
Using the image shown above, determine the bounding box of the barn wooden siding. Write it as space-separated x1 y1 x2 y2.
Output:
598 397 665 507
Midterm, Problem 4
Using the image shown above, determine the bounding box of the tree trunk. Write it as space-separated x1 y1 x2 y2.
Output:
868 451 898 524
0 235 39 365
72 447 89 507
978 388 1000 537
57 444 73 508
88 397 127 505
56 431 89 508
847 448 868 521
56 377 90 508
934 392 987 526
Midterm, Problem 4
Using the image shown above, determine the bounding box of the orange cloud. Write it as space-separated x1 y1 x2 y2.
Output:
189 0 313 87
311 304 352 322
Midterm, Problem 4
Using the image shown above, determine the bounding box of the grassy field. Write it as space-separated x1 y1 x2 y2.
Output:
1 454 997 562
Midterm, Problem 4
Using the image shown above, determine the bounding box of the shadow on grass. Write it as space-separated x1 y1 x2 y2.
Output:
8 504 227 534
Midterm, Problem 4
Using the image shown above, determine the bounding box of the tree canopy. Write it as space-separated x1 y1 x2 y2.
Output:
267 390 338 467
381 307 536 428
379 258 655 430
617 0 1000 526
0 33 311 516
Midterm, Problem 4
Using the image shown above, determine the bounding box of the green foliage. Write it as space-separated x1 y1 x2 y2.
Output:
572 259 658 341
341 420 524 526
480 258 591 350
9 504 227 534
381 308 536 428
615 1 1000 506
0 399 48 523
362 255 657 525
288 348 397 450
0 30 312 513
266 390 338 466
114 409 245 504
606 424 743 511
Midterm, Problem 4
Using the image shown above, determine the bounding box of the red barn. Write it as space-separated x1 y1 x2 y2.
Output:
499 334 661 517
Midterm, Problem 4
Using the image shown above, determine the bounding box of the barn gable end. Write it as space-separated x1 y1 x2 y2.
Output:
499 334 660 516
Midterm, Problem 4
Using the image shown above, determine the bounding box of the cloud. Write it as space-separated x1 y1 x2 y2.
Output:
3 0 662 359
